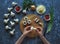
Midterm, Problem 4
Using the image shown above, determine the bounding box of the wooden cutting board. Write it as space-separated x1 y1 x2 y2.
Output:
20 14 44 38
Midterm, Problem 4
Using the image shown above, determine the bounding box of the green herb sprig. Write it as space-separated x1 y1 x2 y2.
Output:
22 0 35 10
46 6 54 33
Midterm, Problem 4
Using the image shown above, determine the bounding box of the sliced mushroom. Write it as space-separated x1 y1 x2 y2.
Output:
27 20 31 25
23 21 27 26
24 16 28 21
34 18 40 23
39 22 43 27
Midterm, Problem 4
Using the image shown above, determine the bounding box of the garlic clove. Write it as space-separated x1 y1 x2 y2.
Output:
12 2 17 6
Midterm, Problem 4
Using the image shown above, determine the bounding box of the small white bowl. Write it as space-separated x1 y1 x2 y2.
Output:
36 5 46 14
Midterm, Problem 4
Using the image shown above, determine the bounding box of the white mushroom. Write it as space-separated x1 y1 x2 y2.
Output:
30 26 34 30
5 25 11 30
8 7 13 11
22 10 27 14
33 28 36 30
4 19 9 24
10 12 15 17
12 2 17 6
4 13 9 18
14 18 19 23
30 26 36 30
10 21 15 26
5 25 9 30
9 29 15 35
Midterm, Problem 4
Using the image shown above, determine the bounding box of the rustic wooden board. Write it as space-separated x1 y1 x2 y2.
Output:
20 14 44 38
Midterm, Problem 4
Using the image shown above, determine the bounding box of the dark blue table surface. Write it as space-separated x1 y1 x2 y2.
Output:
0 0 60 44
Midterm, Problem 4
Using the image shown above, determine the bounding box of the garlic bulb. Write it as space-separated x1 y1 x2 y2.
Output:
14 19 19 23
10 12 15 17
5 25 11 30
10 21 15 26
4 14 9 18
4 19 9 24
9 29 15 35
12 2 17 6
30 5 36 11
8 7 13 11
